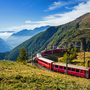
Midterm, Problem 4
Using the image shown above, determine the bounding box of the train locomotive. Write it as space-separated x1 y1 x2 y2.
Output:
37 49 90 79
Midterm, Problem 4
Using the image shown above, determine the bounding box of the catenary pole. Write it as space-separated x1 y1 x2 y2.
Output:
66 58 68 75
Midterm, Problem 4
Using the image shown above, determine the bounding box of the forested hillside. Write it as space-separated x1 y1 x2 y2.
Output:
3 13 90 61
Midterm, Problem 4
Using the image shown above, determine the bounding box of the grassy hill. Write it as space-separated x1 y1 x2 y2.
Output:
0 60 90 90
3 12 90 61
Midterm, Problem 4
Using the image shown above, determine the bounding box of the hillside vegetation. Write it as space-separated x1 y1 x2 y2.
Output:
0 60 90 90
2 13 90 61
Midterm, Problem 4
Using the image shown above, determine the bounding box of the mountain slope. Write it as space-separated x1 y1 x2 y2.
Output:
6 25 50 48
7 26 58 61
0 38 11 53
5 13 90 61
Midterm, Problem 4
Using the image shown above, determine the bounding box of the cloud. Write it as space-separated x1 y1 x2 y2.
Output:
28 0 90 26
43 0 90 25
0 32 13 41
8 25 37 31
45 0 89 12
48 1 62 10
65 6 72 10
43 14 61 20
12 1 90 28
7 36 31 48
45 1 67 11
1 0 90 40
25 20 32 23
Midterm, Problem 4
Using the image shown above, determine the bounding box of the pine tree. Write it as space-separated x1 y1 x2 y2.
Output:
17 47 28 63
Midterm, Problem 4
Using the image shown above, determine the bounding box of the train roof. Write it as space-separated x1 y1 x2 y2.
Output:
38 57 54 63
41 48 67 52
37 53 42 57
53 62 90 70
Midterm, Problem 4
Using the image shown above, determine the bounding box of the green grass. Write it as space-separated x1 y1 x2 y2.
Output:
0 60 90 90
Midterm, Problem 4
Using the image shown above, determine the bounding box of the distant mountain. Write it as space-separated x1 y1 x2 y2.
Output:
0 38 11 53
3 13 90 61
12 25 50 36
6 25 50 48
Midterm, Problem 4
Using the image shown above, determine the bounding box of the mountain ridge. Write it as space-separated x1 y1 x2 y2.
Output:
11 25 50 36
2 12 90 61
6 25 50 49
74 12 90 23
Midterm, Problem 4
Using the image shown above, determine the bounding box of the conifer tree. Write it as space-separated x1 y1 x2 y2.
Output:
17 47 28 63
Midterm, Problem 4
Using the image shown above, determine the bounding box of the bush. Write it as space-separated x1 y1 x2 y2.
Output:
62 52 77 63
71 48 74 52
74 48 80 52
71 48 80 52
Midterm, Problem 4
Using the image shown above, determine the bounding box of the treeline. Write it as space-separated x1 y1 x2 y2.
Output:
0 52 9 60
62 48 79 63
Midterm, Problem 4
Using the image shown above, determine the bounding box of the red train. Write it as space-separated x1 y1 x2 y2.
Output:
41 48 67 56
37 49 90 79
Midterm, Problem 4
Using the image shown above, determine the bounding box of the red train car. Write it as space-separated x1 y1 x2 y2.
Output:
53 62 90 78
54 49 67 53
37 49 90 79
41 50 53 56
37 53 54 70
41 49 67 56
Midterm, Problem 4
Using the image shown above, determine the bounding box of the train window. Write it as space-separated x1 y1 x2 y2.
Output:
55 65 58 68
40 60 48 65
76 69 79 73
68 68 71 71
45 62 48 65
72 68 75 72
48 51 50 53
64 67 66 70
81 70 83 73
60 66 63 69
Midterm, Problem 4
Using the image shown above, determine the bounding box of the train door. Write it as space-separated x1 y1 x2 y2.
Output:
50 62 53 70
85 70 88 78
50 63 51 70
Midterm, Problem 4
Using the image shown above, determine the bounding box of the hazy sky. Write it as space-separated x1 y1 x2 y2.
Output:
0 0 90 40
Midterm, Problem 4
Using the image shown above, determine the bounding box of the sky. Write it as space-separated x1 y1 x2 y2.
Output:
0 0 90 40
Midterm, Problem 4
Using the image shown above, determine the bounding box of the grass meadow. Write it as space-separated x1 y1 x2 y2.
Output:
0 60 90 90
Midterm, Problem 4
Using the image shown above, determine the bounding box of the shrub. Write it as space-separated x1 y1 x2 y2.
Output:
74 48 80 52
71 48 74 52
62 52 77 63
